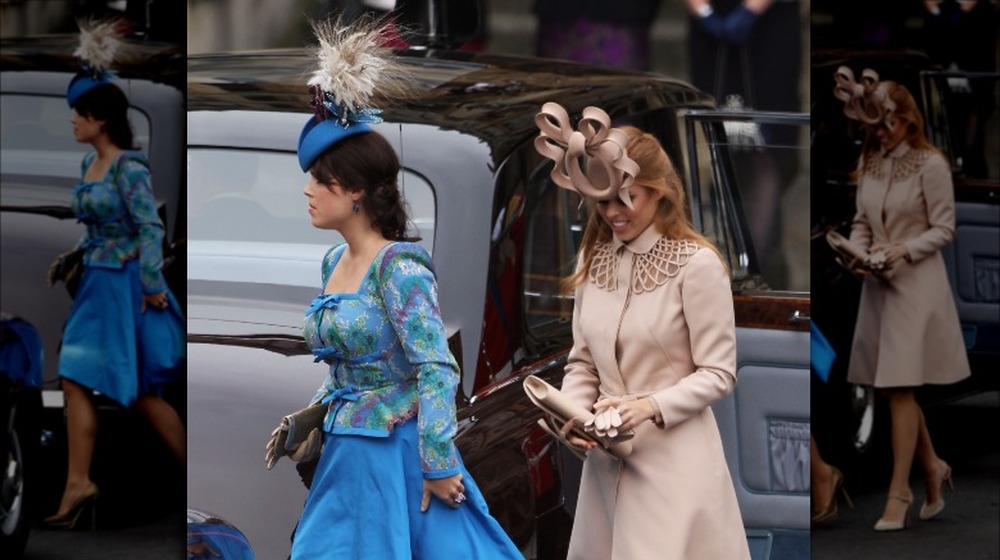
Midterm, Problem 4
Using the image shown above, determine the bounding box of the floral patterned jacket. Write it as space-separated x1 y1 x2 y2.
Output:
71 151 166 293
304 242 461 478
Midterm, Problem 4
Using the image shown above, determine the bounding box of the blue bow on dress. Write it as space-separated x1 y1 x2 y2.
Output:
305 293 344 316
320 385 360 432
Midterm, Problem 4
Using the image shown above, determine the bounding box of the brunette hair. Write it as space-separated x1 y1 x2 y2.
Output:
310 131 417 241
564 126 721 290
71 83 136 150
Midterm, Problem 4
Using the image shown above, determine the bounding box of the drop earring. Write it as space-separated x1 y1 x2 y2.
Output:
353 201 360 214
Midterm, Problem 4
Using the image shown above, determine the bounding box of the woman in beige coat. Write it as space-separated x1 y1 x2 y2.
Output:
835 70 970 531
535 103 750 559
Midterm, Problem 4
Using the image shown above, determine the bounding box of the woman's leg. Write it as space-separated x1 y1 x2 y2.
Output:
914 405 949 507
881 388 919 522
134 394 185 463
811 434 833 513
53 378 98 515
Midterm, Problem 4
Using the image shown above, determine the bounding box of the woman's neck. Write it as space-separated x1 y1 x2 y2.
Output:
340 223 391 258
91 135 122 161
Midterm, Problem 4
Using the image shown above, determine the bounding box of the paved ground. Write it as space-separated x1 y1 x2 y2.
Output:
24 514 186 559
811 391 1000 560
20 399 187 559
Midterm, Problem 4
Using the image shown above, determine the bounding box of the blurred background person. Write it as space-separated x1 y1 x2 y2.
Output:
532 0 662 71
684 0 803 287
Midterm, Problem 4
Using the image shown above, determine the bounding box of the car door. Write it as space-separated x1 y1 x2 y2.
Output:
921 69 1000 382
678 109 812 550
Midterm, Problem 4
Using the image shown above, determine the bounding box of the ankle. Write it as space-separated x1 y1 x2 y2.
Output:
886 489 913 505
927 459 950 478
814 464 833 485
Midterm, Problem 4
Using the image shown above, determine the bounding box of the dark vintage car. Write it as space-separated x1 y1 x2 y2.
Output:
0 35 186 555
810 49 1000 481
186 46 811 559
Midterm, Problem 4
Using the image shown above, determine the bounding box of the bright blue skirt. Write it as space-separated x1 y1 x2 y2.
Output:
58 260 184 407
291 418 523 559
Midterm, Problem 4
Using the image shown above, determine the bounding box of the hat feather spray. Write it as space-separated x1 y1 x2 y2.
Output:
67 19 122 106
297 18 411 172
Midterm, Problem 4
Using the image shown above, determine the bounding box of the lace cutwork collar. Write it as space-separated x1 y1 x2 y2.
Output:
589 234 700 293
863 143 930 183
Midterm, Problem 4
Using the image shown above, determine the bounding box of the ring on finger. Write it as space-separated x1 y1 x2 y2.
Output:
453 492 466 504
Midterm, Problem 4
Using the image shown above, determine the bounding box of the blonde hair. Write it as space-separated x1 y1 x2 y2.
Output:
563 126 720 290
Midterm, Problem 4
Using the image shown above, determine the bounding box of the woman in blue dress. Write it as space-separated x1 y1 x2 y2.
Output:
44 73 185 529
286 56 522 557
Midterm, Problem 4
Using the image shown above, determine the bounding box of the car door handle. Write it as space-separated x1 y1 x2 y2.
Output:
789 310 810 325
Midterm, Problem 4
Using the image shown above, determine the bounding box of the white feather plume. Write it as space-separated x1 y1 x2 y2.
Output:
308 18 408 112
73 19 122 73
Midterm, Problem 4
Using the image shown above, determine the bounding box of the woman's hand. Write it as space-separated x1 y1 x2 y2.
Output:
593 397 656 432
870 243 909 270
142 291 168 313
559 418 598 451
421 473 465 512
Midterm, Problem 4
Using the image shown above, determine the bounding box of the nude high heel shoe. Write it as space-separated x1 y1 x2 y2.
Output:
812 466 854 525
919 461 954 521
873 494 912 532
44 482 100 530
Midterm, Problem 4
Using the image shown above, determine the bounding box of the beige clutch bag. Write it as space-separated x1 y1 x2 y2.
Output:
264 402 327 470
522 375 633 459
826 230 896 280
825 230 868 263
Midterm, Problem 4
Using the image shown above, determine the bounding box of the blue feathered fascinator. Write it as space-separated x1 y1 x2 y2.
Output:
297 19 409 172
67 20 121 107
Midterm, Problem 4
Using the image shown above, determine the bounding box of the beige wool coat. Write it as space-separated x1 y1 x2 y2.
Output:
847 143 971 387
561 225 750 560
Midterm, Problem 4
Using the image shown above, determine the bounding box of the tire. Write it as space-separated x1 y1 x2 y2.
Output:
1 387 41 559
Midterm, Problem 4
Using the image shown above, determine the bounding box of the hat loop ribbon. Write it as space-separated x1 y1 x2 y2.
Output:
534 102 639 208
833 66 896 125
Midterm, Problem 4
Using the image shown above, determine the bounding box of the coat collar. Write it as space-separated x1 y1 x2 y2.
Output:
881 141 912 160
612 223 661 254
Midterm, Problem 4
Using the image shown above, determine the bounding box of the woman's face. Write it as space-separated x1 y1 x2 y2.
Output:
874 115 909 152
596 185 664 243
303 174 356 230
70 109 104 145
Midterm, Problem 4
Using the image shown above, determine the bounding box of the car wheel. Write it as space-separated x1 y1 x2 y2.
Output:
1 387 41 558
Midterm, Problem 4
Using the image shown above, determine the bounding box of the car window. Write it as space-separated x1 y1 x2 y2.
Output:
921 71 1000 182
683 113 810 292
187 147 435 252
0 93 150 186
523 175 582 332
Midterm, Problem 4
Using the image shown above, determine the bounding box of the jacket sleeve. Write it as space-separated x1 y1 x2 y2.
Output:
117 154 166 293
379 244 461 479
649 248 738 428
904 153 955 263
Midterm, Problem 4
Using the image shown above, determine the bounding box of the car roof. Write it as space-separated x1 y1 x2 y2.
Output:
0 34 183 91
188 48 715 165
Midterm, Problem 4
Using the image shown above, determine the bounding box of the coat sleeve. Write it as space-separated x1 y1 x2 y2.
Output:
117 154 166 294
904 153 955 263
561 274 601 411
379 244 461 479
649 248 737 428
